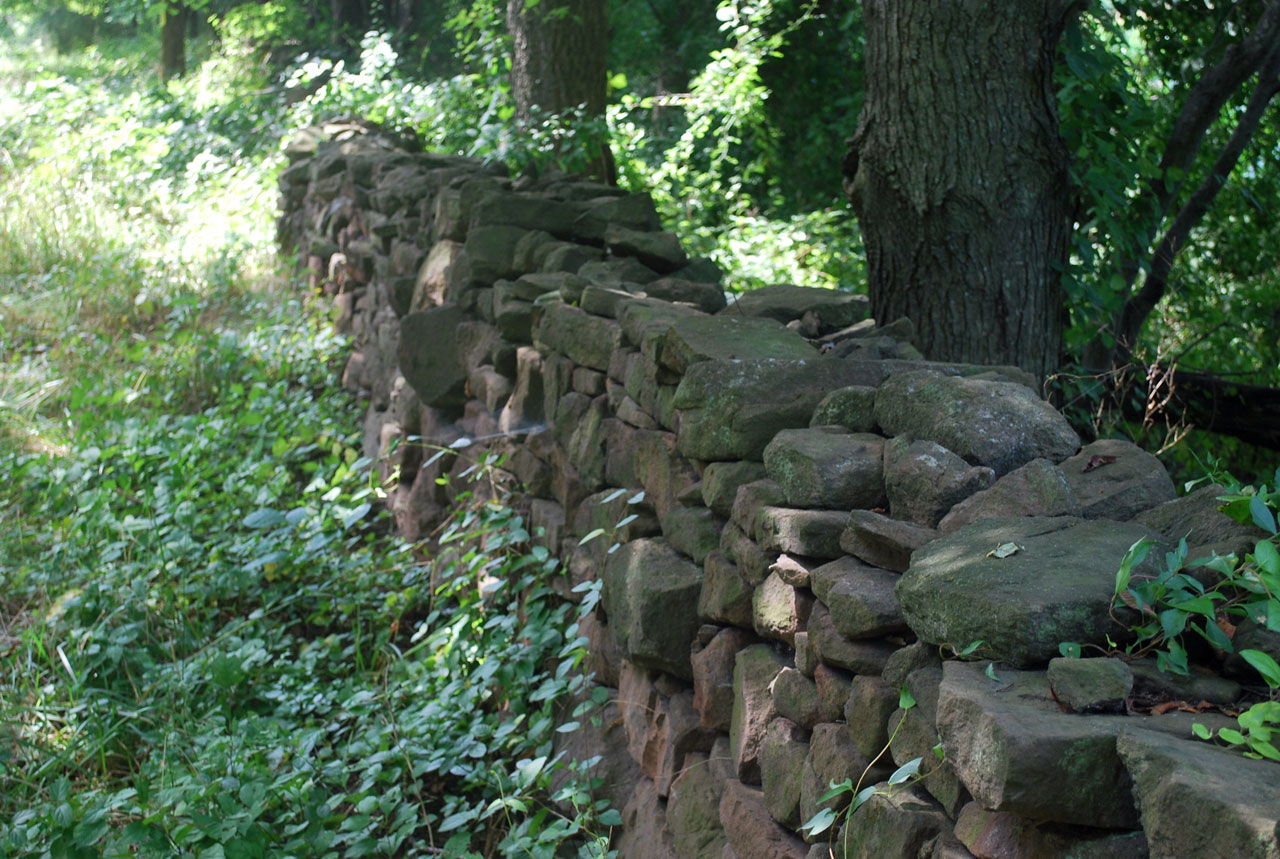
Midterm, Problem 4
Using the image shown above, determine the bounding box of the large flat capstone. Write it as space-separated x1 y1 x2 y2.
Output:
896 516 1168 667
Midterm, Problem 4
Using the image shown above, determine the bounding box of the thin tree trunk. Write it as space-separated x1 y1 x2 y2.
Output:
160 2 189 82
844 0 1082 380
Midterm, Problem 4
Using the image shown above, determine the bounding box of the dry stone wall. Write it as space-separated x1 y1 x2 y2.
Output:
278 121 1280 859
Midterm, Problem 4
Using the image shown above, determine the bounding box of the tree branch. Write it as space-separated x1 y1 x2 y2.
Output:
1110 0 1280 304
1117 43 1280 353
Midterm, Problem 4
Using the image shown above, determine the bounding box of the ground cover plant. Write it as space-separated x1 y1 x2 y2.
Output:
0 21 613 858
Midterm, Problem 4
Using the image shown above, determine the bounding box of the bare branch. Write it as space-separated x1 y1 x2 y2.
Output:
1117 43 1280 353
1109 0 1280 311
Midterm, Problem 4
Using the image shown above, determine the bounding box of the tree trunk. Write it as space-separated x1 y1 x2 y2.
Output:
331 0 368 52
160 2 189 82
507 0 607 121
844 0 1082 380
506 0 613 181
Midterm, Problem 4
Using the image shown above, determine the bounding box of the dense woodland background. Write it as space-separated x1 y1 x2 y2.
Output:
0 1 1277 855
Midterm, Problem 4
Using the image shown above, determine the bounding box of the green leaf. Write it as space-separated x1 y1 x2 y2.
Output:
899 687 916 710
1219 728 1247 745
1240 650 1280 688
599 488 627 504
1254 539 1280 577
341 502 371 530
1115 539 1153 597
887 757 922 786
984 662 1001 682
578 528 606 545
243 508 286 528
957 640 984 657
817 778 853 803
800 807 838 836
1058 641 1082 658
848 785 878 813
1192 722 1212 740
1249 495 1277 535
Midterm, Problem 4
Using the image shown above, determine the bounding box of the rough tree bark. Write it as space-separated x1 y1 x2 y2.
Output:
159 2 189 82
843 0 1083 380
506 0 613 181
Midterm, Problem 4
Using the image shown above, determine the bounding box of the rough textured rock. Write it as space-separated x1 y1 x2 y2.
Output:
700 550 755 628
720 520 774 588
888 704 968 817
719 779 809 859
752 571 815 646
755 507 849 559
668 738 735 859
618 777 679 859
730 644 789 784
1117 727 1280 859
884 436 995 528
663 505 724 564
840 510 938 573
772 668 822 729
732 479 788 536
760 717 810 828
674 358 882 461
813 665 852 724
1135 482 1269 561
898 516 1168 667
605 224 688 272
763 429 887 509
1062 438 1177 521
846 675 900 760
809 385 879 434
644 276 728 313
953 802 1150 859
726 284 869 332
1046 657 1134 714
937 662 1139 828
810 557 908 639
873 371 1081 476
702 462 769 518
551 685 643 813
800 722 886 836
603 539 703 679
692 626 756 732
398 305 468 409
807 602 898 675
939 457 1081 533
658 315 817 374
535 301 623 371
836 784 952 859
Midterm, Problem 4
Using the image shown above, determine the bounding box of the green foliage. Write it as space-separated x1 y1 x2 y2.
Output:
0 29 615 857
1063 476 1280 762
800 686 943 848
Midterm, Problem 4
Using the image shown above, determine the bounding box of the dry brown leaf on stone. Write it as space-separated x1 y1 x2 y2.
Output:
1082 454 1118 472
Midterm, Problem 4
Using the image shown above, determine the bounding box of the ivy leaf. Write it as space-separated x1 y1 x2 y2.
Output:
887 757 922 785
243 508 286 529
800 807 838 835
1239 649 1280 688
1249 496 1277 535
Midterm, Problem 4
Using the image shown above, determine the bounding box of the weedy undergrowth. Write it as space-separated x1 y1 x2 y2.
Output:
1060 474 1280 762
799 686 944 855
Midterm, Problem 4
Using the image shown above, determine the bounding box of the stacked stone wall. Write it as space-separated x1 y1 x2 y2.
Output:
277 121 1280 859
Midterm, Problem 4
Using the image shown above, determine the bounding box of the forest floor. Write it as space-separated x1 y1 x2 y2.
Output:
0 27 612 859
